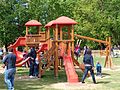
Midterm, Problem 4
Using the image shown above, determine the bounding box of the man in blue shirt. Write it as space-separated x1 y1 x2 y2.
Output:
3 48 16 90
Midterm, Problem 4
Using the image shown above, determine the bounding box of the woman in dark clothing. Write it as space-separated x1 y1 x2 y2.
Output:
28 47 37 77
81 49 96 84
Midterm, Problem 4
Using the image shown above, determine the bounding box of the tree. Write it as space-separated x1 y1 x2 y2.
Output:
0 0 29 50
0 0 120 50
73 0 120 48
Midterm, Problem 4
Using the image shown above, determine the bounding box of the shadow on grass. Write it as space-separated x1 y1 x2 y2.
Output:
102 73 111 76
97 81 110 84
94 72 111 77
14 69 67 90
0 67 84 90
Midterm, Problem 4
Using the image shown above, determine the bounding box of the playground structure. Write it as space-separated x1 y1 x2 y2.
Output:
8 16 112 83
73 35 112 68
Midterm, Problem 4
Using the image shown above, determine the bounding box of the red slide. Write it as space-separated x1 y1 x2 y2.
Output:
8 37 26 48
8 37 26 65
16 57 30 67
63 55 79 83
37 44 48 53
59 42 79 83
15 50 24 64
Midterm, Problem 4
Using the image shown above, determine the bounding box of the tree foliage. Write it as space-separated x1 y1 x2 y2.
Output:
0 0 120 49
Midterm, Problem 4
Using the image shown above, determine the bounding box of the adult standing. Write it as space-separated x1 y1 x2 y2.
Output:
81 49 96 84
28 47 36 78
3 48 16 90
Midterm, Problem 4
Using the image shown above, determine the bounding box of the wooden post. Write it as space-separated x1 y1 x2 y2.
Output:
105 46 109 67
105 37 108 45
54 25 58 77
38 26 41 34
71 25 74 57
45 29 47 40
47 27 50 50
105 37 109 68
53 28 55 40
109 37 112 68
60 27 63 40
59 26 63 66
68 42 71 56
38 53 42 78
25 26 29 52
68 26 71 39
26 26 28 35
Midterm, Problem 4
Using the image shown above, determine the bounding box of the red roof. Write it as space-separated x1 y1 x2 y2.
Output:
45 20 55 27
45 16 77 27
53 16 77 25
25 20 42 26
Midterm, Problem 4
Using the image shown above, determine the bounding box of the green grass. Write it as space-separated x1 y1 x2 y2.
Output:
78 55 106 67
0 56 120 90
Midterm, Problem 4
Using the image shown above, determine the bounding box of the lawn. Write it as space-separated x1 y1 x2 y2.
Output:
0 56 120 90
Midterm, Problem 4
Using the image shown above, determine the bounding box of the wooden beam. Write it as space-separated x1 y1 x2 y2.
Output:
53 40 74 42
74 34 109 45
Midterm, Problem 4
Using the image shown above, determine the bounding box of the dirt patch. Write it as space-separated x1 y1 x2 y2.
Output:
102 66 120 71
45 82 101 90
16 75 30 80
15 75 40 81
111 66 120 71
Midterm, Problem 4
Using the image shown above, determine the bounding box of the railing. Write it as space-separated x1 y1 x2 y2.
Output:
41 44 56 75
42 44 56 61
26 33 46 44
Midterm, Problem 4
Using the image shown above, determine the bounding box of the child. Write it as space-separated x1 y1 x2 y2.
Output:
74 44 81 60
96 62 102 77
23 50 29 67
40 52 47 69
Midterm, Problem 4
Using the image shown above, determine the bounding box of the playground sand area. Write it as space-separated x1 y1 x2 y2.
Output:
45 82 102 90
1 63 120 90
0 68 99 90
39 66 120 90
15 76 102 90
